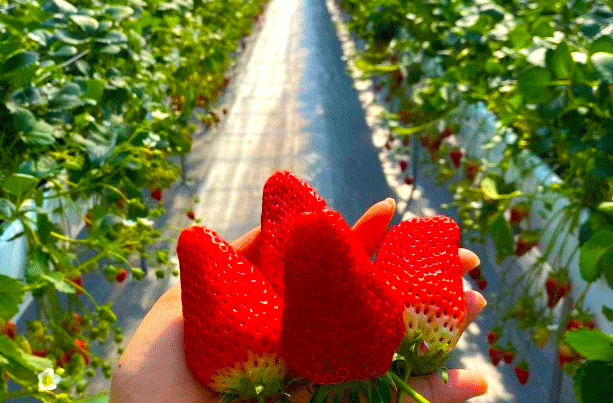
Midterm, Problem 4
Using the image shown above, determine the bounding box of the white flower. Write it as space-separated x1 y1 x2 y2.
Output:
151 110 169 120
38 368 60 392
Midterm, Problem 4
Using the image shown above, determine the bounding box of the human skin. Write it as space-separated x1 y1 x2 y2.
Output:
109 199 488 403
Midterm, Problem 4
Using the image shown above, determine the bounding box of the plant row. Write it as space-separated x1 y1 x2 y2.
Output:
0 0 267 401
335 0 613 401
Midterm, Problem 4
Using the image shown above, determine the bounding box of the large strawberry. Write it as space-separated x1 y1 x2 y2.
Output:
375 215 466 375
281 209 405 384
177 226 287 398
260 170 327 296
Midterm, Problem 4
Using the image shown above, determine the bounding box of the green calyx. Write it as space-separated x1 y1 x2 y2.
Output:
395 336 451 376
221 377 287 403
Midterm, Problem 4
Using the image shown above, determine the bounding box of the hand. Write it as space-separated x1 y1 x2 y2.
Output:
109 199 488 403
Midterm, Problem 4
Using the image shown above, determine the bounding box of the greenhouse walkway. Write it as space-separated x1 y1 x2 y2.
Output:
81 0 575 401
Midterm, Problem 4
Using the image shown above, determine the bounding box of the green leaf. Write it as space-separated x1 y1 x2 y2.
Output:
376 378 391 403
0 336 42 372
73 392 110 403
105 6 134 20
605 258 613 289
1 51 38 74
603 306 613 323
590 36 613 55
480 177 499 199
591 52 613 83
579 230 613 282
70 14 100 32
518 66 553 104
85 79 105 102
566 329 613 361
51 45 78 58
43 0 78 13
25 250 48 284
546 42 574 79
0 275 24 320
42 273 76 294
574 361 613 403
0 198 15 220
12 109 55 147
2 174 39 202
489 212 514 260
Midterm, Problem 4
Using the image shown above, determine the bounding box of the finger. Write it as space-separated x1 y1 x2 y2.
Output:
458 248 480 275
230 226 262 267
352 198 396 257
463 290 486 330
406 369 488 403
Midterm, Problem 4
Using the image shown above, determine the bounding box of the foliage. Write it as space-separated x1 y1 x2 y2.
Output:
336 0 613 400
0 0 267 400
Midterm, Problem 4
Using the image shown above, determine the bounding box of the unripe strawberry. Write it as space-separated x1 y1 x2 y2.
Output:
533 326 550 348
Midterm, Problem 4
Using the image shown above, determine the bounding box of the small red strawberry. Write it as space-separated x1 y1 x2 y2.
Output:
399 160 408 172
31 347 49 357
476 278 488 290
468 266 482 280
260 170 327 296
465 161 480 181
375 215 466 375
557 343 582 370
84 212 92 228
150 188 162 202
450 149 463 168
502 347 516 364
115 268 127 283
186 210 196 220
565 314 596 331
0 321 16 339
177 226 287 396
438 127 454 139
514 236 538 256
60 312 82 336
488 346 503 366
71 338 90 365
281 209 405 384
545 271 570 308
487 327 501 345
509 205 529 227
69 275 84 295
514 361 529 384
404 177 414 186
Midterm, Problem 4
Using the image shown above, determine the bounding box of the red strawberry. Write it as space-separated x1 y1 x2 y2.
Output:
488 346 503 366
0 321 16 339
399 160 408 172
115 268 127 283
375 215 466 375
557 343 582 368
502 348 516 364
450 149 463 168
566 314 596 331
404 177 414 186
465 161 480 181
545 271 570 308
187 210 196 220
476 278 488 290
150 188 162 202
467 266 482 280
84 212 92 228
60 313 82 336
69 275 84 295
281 209 405 384
487 327 501 345
509 205 529 226
438 128 454 139
177 226 286 396
31 347 49 357
514 361 529 384
71 338 90 365
260 170 327 296
514 236 538 256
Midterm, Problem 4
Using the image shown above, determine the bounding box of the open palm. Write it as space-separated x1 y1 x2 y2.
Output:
110 199 487 403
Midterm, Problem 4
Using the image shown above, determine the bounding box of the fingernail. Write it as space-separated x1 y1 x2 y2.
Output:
385 197 395 208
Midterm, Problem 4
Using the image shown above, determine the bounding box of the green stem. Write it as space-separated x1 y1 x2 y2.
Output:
396 363 412 403
388 371 431 403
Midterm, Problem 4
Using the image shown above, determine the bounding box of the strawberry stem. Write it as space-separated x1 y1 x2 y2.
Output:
395 363 412 403
388 371 431 403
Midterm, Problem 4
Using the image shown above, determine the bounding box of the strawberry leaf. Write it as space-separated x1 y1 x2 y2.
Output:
573 361 613 403
489 212 514 261
0 275 24 320
603 306 613 323
579 230 613 282
565 329 613 361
